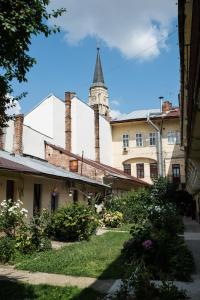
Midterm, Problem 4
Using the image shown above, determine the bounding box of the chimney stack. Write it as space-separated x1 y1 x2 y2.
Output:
13 114 24 155
65 92 75 152
0 128 5 150
162 101 172 113
94 104 100 162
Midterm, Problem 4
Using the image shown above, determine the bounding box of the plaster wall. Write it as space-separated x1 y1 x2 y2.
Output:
112 118 185 184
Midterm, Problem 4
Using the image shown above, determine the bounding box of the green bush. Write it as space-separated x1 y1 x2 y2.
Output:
104 188 151 223
15 209 52 254
109 261 189 300
102 211 123 228
0 236 15 263
51 204 99 241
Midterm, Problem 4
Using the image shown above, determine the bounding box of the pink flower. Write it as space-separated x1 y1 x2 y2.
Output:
142 239 153 250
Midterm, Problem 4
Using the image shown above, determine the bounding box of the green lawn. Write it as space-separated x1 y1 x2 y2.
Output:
14 232 130 279
0 280 103 300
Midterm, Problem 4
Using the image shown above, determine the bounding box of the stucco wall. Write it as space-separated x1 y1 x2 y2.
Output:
24 95 55 138
99 116 112 165
4 120 14 153
111 118 185 184
0 172 93 218
23 125 53 159
71 97 95 160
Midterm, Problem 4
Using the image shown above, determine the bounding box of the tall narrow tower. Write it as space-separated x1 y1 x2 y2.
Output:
89 47 109 118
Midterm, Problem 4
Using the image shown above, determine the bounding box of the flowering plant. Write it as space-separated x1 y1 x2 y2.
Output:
0 199 28 237
102 211 123 228
142 239 153 250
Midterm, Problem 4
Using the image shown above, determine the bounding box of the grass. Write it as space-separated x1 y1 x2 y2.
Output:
0 280 103 300
14 231 130 279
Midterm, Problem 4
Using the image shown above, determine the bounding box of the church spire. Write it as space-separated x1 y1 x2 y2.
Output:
92 47 105 87
88 47 109 119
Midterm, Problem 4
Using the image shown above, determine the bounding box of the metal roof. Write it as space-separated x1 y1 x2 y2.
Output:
91 47 106 88
112 109 161 122
0 150 109 188
0 157 40 174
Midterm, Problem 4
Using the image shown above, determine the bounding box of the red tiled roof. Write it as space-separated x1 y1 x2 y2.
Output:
0 157 39 174
45 142 149 186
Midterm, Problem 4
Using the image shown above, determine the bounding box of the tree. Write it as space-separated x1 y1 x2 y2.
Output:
0 0 65 127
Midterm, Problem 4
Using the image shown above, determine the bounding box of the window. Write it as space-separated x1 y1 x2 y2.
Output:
172 164 180 184
33 184 41 214
149 132 156 146
122 134 129 148
136 133 143 147
136 163 144 178
150 163 158 178
69 160 78 172
6 180 14 201
167 131 180 145
123 163 131 175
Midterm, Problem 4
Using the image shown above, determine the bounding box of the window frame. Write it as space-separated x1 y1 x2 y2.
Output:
150 163 158 178
136 163 144 178
136 133 143 147
122 134 129 148
149 132 156 146
123 163 131 175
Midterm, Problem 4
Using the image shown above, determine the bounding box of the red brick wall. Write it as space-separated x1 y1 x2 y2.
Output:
45 144 104 182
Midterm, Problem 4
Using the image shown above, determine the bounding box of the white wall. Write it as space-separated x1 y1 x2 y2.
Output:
23 125 53 159
24 95 55 138
99 116 112 165
4 120 14 152
53 98 65 148
71 97 95 160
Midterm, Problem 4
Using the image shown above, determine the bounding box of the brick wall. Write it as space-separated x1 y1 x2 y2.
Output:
45 143 104 182
13 114 24 155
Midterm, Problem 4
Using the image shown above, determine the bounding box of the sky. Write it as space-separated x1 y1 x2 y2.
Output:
12 0 180 117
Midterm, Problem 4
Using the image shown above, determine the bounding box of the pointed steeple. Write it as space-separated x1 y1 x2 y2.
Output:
88 47 109 119
92 47 105 87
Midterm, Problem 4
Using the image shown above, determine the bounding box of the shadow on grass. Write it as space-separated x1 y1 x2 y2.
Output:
0 278 37 300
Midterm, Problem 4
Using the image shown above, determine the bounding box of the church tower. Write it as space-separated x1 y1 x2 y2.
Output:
89 47 109 118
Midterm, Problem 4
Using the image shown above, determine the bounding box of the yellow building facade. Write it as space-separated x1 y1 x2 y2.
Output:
111 104 185 185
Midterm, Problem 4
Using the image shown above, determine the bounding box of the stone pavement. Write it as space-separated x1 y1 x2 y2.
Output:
0 264 115 294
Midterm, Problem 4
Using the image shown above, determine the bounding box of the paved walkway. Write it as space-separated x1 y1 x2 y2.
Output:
0 264 115 294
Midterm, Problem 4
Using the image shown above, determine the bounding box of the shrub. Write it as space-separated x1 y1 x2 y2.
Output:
104 188 151 223
108 261 189 300
102 211 123 228
0 199 28 237
15 209 52 253
51 204 99 241
0 236 15 263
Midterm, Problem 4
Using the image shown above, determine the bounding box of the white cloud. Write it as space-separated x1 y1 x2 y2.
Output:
111 100 120 106
110 109 122 119
49 0 177 60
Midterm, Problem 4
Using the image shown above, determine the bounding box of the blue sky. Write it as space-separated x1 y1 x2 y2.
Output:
12 0 179 116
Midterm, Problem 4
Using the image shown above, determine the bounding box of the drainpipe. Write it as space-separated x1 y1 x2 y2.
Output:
147 113 164 177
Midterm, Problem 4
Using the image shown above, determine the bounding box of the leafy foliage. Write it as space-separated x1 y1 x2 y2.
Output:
101 211 123 228
0 236 15 263
51 204 99 241
0 0 65 127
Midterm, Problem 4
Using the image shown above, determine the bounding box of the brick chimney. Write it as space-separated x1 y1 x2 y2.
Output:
94 104 100 162
0 128 5 150
162 101 172 113
13 114 24 155
65 92 75 152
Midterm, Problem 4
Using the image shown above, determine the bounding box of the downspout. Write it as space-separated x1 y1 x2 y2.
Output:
147 113 164 177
